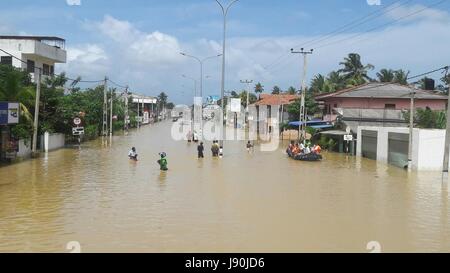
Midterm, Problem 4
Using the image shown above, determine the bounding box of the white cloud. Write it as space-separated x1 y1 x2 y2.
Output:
62 9 450 104
66 0 81 6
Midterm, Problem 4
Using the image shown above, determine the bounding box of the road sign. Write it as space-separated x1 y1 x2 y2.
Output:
344 134 353 141
230 98 241 113
73 117 82 126
72 127 85 136
0 102 19 125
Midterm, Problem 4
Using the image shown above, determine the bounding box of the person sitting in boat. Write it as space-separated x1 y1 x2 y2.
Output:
286 141 294 156
304 144 311 155
292 143 301 156
312 144 322 154
128 147 138 161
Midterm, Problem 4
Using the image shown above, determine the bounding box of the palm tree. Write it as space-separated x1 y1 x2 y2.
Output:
393 70 410 85
254 82 264 99
271 85 281 94
338 53 374 84
377 69 395 83
326 71 345 92
287 86 297 95
310 74 326 94
157 92 168 110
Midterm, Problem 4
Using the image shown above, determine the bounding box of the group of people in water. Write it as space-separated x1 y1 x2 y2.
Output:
197 140 223 159
287 141 322 157
128 147 169 171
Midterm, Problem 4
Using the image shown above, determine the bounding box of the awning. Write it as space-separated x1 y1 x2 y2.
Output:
310 124 334 129
319 130 349 136
288 120 332 127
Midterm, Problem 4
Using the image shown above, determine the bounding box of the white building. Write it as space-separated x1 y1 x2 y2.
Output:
0 36 67 81
357 126 448 171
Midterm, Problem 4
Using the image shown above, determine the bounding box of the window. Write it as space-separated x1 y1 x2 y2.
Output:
1 56 12 66
43 64 50 76
27 60 35 73
385 104 396 109
334 104 338 108
50 65 54 76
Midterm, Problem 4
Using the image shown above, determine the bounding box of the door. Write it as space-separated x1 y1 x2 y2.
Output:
361 130 378 160
388 132 409 168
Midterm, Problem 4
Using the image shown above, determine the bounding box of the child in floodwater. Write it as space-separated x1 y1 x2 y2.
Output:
157 152 168 171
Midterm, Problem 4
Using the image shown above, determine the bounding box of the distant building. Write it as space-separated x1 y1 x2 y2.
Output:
249 94 299 135
0 36 67 81
315 82 448 132
131 94 158 124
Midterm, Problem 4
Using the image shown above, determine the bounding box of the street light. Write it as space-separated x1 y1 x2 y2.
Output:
179 52 222 99
215 0 240 148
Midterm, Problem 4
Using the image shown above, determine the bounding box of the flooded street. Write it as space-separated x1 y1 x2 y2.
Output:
0 121 449 253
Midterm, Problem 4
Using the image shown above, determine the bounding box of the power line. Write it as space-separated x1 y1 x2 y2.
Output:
262 0 410 72
314 0 448 50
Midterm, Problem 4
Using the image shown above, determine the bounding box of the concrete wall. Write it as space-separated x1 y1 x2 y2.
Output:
41 132 65 152
357 126 448 171
17 139 31 158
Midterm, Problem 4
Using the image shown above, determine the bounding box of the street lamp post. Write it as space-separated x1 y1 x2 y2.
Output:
182 75 198 97
180 53 222 99
215 0 240 148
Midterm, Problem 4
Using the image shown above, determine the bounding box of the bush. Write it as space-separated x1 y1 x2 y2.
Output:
84 124 99 140
113 120 124 131
317 135 337 151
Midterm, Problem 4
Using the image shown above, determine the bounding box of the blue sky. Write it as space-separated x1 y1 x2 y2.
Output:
1 0 450 103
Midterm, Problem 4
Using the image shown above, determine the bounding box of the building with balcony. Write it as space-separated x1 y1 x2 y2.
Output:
0 36 67 81
315 82 448 132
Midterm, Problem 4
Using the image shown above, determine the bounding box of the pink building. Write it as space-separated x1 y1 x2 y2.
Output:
315 82 447 113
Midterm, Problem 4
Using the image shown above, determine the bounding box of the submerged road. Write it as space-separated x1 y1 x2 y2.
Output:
0 121 449 252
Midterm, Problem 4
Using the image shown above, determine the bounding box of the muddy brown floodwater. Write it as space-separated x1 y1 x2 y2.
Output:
0 121 449 252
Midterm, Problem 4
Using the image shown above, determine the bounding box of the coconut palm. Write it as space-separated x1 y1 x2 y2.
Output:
310 74 326 94
338 53 374 84
393 70 410 85
377 69 395 83
287 86 297 95
254 82 264 99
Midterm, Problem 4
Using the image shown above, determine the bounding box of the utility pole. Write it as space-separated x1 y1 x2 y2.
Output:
31 68 42 156
408 89 415 171
102 77 108 137
124 86 129 132
443 67 450 172
291 48 313 143
137 97 140 129
109 87 113 140
240 80 253 112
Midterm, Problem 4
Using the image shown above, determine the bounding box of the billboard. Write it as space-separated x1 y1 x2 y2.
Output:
0 102 20 125
230 98 241 113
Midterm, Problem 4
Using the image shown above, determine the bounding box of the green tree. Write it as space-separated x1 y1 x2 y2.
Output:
377 69 395 83
287 86 297 95
393 69 409 85
310 74 326 94
157 92 168 110
326 71 346 92
254 82 264 97
238 91 257 108
338 53 374 84
271 85 281 94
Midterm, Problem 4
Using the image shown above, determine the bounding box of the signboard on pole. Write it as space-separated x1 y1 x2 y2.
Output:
230 98 241 113
0 102 20 125
344 134 353 141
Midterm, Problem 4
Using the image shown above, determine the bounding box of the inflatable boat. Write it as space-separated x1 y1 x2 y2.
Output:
286 149 322 162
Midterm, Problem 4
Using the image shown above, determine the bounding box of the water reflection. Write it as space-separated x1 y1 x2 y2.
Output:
0 122 449 252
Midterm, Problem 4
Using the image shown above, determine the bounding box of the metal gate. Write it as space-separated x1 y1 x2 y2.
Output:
388 132 409 168
361 130 378 160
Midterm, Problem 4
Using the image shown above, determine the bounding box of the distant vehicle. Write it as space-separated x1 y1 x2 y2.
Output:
203 104 221 120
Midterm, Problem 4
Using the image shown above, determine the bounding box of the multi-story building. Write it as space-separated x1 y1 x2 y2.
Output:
0 35 67 81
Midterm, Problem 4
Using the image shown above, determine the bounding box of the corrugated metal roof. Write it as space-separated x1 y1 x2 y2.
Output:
315 83 447 100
